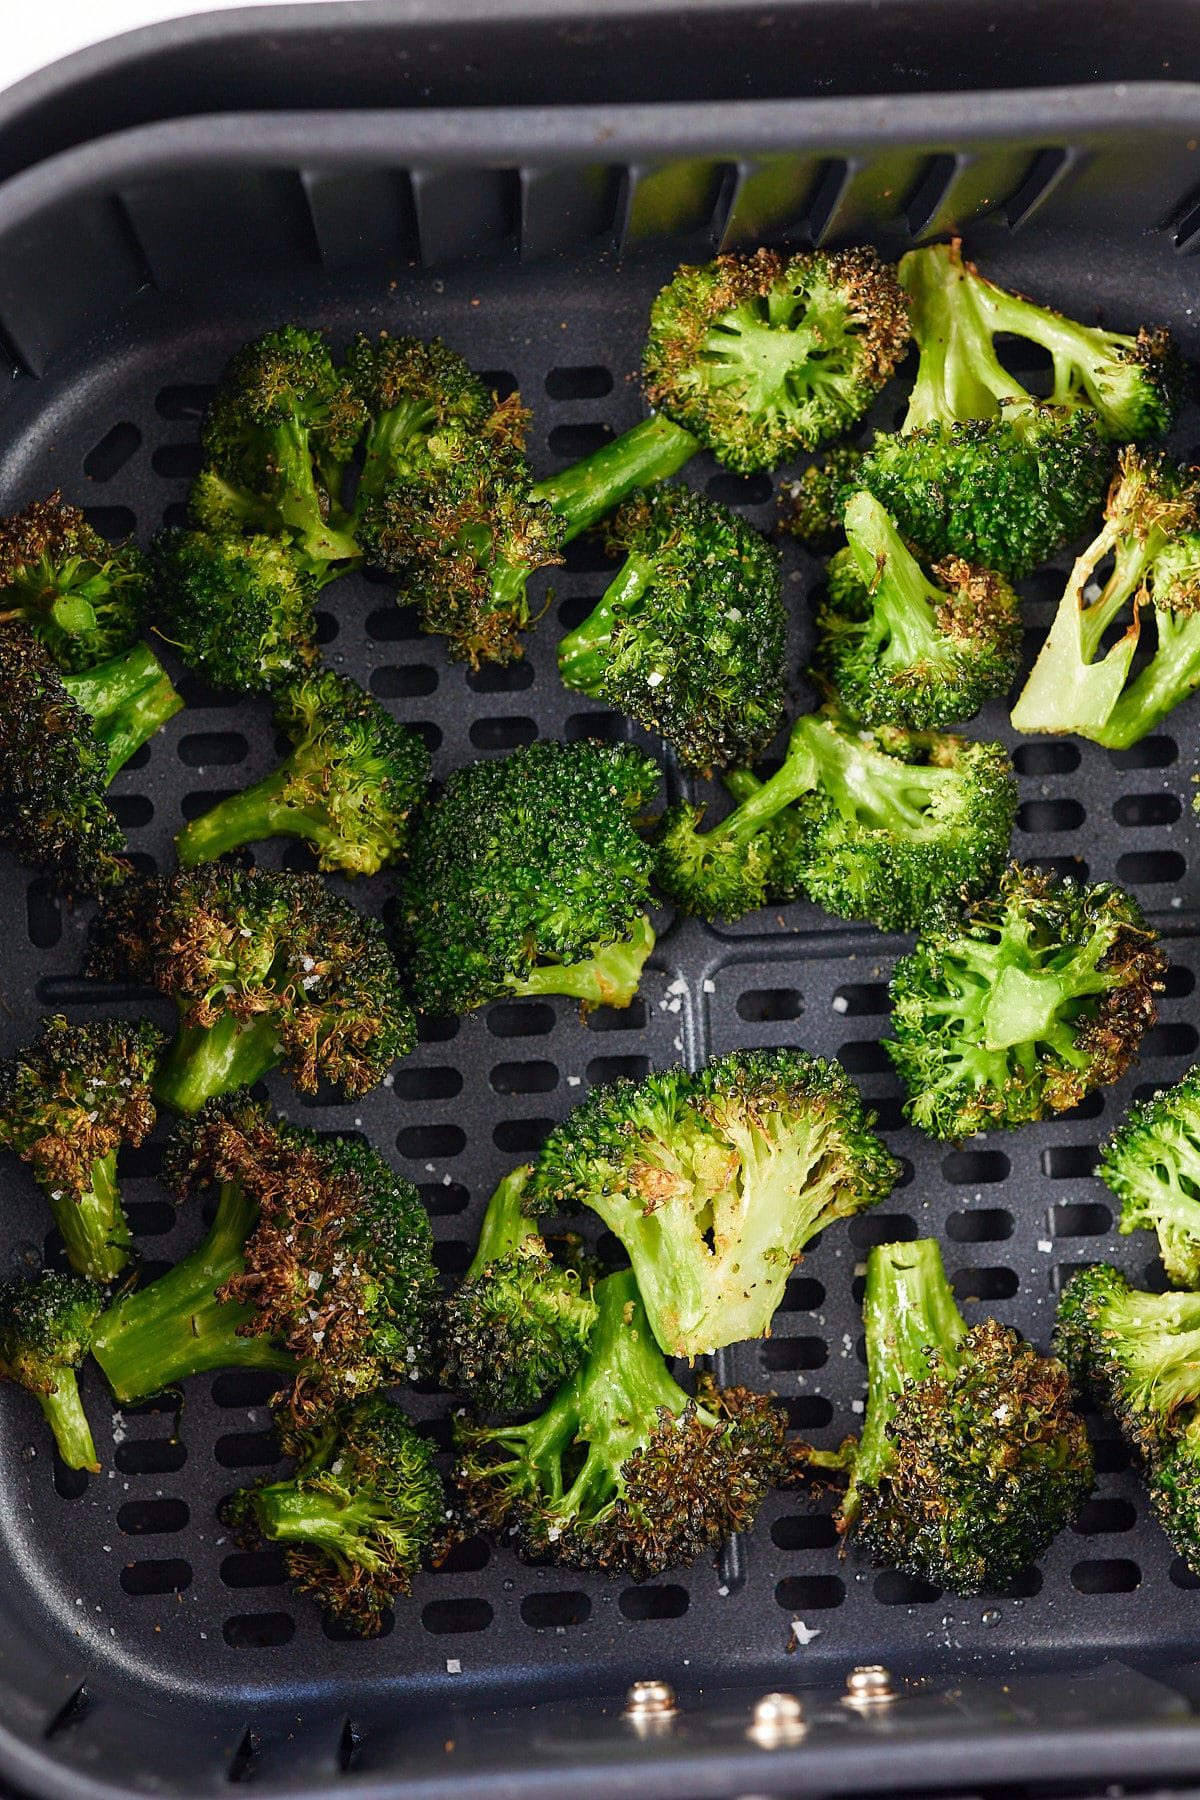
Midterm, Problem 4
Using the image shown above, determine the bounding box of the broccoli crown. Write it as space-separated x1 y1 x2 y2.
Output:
0 494 151 673
90 863 414 1100
643 248 910 473
529 1047 898 1359
0 1271 102 1394
440 1165 599 1412
654 708 1016 930
396 738 660 1015
228 1392 446 1634
453 1267 797 1579
815 490 1021 730
346 332 493 502
1099 1067 1200 1288
557 485 787 772
887 864 1165 1140
777 445 865 547
151 528 320 694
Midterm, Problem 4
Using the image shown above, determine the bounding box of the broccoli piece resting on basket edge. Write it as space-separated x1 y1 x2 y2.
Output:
88 863 415 1114
453 1267 802 1580
801 1238 1092 1594
528 1047 899 1360
1097 1067 1200 1288
0 1272 104 1472
885 864 1166 1140
393 738 660 1016
0 494 153 673
653 705 1016 930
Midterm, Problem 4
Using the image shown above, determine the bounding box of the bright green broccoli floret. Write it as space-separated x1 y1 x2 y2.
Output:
1011 450 1200 747
89 864 415 1113
806 1239 1092 1593
395 738 660 1015
454 1267 799 1579
557 485 787 771
1098 1068 1200 1288
0 1015 165 1282
777 444 865 547
654 706 1016 929
0 494 152 673
815 490 1021 729
529 1048 898 1359
175 670 429 876
91 1093 439 1429
886 864 1166 1139
227 1393 447 1635
0 1272 103 1471
643 247 910 473
151 528 320 693
440 1165 599 1411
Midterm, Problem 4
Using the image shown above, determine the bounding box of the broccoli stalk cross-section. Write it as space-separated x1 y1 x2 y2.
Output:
0 1273 103 1472
1098 1068 1200 1288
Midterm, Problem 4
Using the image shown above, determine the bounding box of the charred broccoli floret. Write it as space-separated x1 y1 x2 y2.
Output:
395 739 660 1015
90 1094 439 1425
345 330 493 517
89 864 414 1113
529 1048 898 1359
151 529 320 693
557 486 787 771
0 495 152 673
0 1016 165 1282
440 1165 599 1412
814 490 1021 729
654 707 1015 929
1098 1068 1200 1288
176 670 429 876
886 864 1165 1139
454 1267 798 1579
777 445 865 547
1011 450 1200 748
227 1393 446 1635
643 247 910 473
0 1273 103 1472
807 1239 1092 1593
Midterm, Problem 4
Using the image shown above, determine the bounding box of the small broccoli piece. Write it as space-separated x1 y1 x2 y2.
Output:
176 670 429 876
557 486 787 772
454 1267 798 1578
814 490 1021 729
151 528 320 694
654 706 1016 929
1097 1068 1200 1288
1011 450 1200 747
227 1393 446 1635
886 864 1165 1139
643 247 910 473
529 1048 898 1359
0 1273 103 1472
440 1165 599 1411
91 1093 439 1426
0 1015 165 1282
345 331 493 516
0 494 152 673
777 445 865 547
807 1239 1092 1593
395 739 660 1015
89 864 414 1113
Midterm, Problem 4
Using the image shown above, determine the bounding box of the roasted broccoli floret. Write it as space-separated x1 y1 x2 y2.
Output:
0 1016 165 1282
654 706 1016 929
886 864 1165 1139
440 1165 599 1412
176 670 429 876
226 1393 446 1635
0 1273 103 1472
529 1048 898 1359
454 1267 798 1578
1011 450 1200 748
557 486 787 771
642 248 910 473
857 242 1135 577
1098 1068 1200 1288
151 528 321 693
777 445 865 547
90 1094 439 1426
345 330 494 517
814 490 1021 729
806 1239 1092 1593
0 495 152 673
395 739 660 1015
89 864 414 1113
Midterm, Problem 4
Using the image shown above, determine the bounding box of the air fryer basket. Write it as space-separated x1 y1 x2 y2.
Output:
2 73 1200 1800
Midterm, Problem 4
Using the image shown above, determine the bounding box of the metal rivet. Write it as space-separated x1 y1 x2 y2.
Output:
623 1678 678 1722
747 1690 807 1747
841 1664 896 1708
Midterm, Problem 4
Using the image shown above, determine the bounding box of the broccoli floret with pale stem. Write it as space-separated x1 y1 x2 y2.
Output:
886 865 1166 1139
1098 1068 1200 1288
529 1048 898 1359
0 1273 103 1472
777 445 865 547
0 494 151 673
152 529 321 694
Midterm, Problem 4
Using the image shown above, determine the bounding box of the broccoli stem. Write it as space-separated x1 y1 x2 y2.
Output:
1010 529 1150 738
38 1371 99 1472
248 1483 392 1559
842 493 945 668
900 245 1032 430
706 723 822 849
63 642 184 780
355 396 437 514
270 425 360 565
466 1166 536 1279
507 914 656 1010
154 1013 283 1115
91 1178 293 1403
533 415 698 539
175 763 333 867
47 1150 133 1285
557 555 654 694
1091 608 1200 749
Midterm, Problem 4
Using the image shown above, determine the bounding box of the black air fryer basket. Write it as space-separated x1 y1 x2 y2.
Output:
5 8 1200 1797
